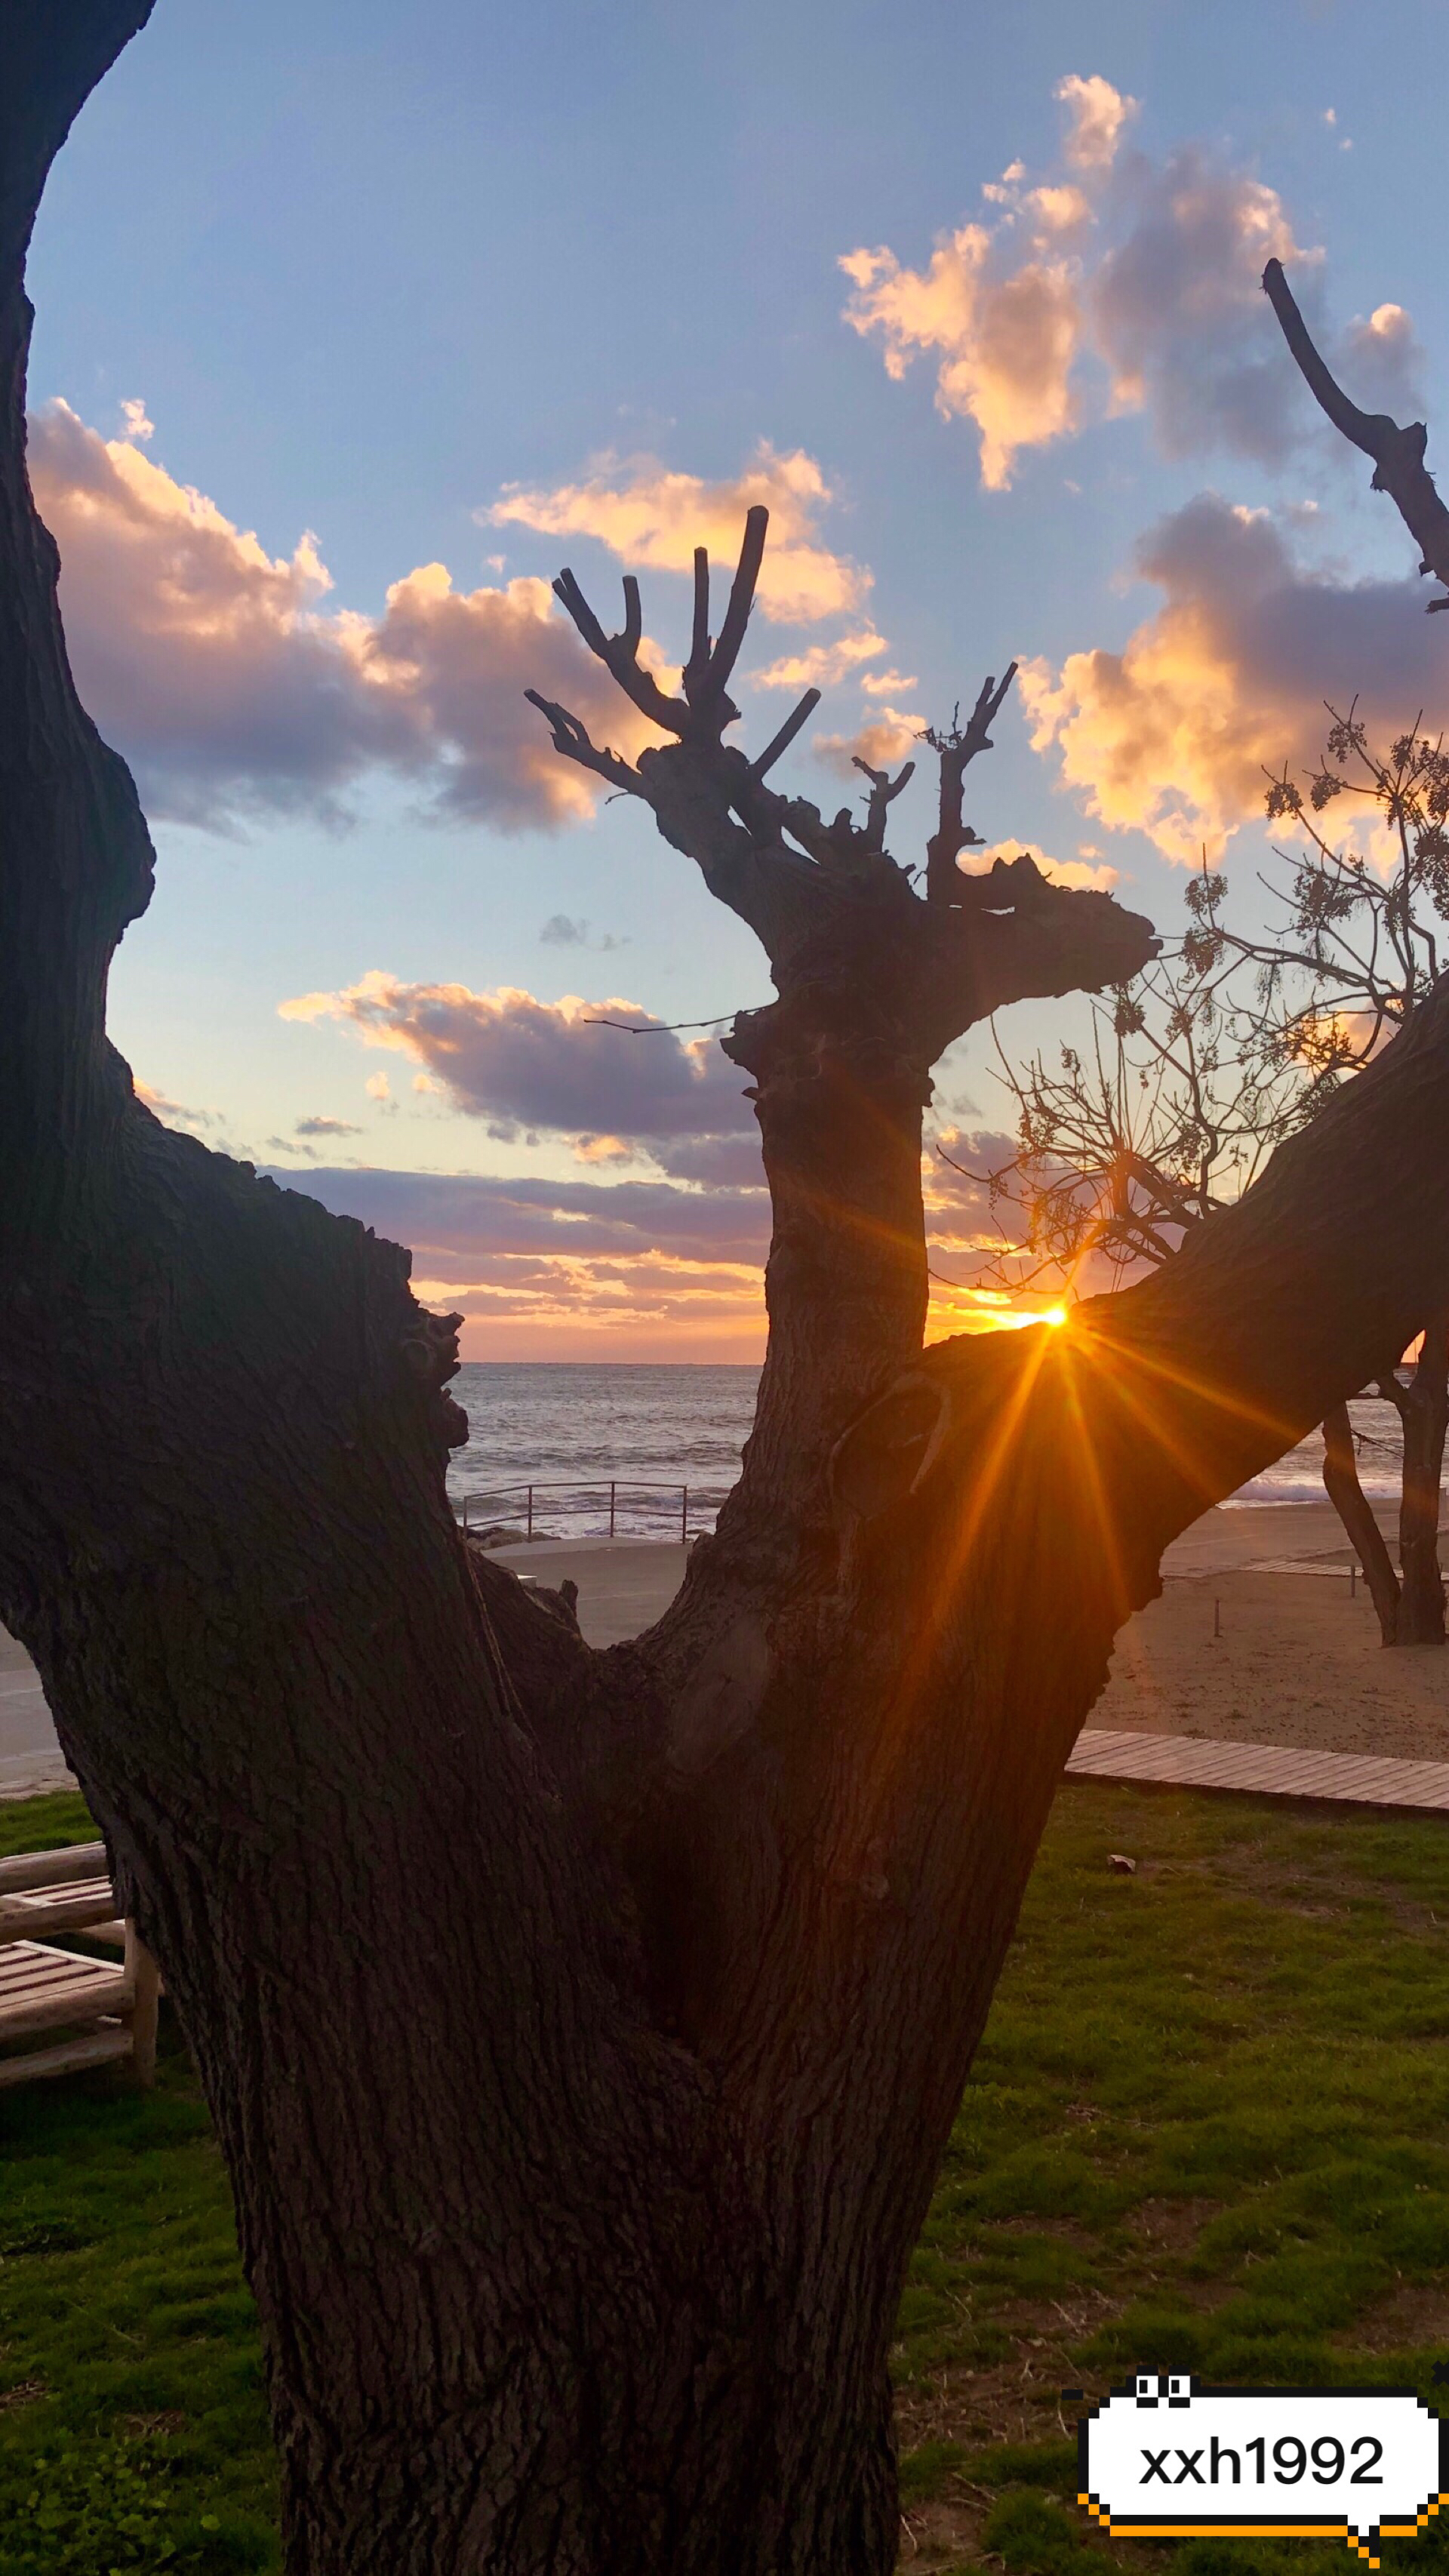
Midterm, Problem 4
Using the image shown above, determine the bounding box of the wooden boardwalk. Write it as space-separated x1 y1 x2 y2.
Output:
1067 1727 1449 1814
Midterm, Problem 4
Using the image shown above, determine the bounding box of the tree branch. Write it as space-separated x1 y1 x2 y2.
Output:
923 666 1018 903
749 688 821 780
1263 258 1449 606
521 690 641 793
550 570 689 732
851 753 915 853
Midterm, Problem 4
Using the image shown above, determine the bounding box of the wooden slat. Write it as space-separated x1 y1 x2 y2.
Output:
0 1879 117 1945
0 1842 106 1895
0 1940 128 2037
0 2027 132 2089
1066 1728 1449 1812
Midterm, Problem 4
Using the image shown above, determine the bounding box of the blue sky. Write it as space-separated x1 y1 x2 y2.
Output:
26 0 1449 1354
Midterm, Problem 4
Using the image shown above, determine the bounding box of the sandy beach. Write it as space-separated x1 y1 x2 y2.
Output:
1097 1500 1449 1762
5 1500 1448 1794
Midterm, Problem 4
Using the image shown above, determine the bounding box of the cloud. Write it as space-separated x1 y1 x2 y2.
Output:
278 974 755 1168
134 1079 217 1128
1020 491 1449 861
118 397 153 443
261 1141 1034 1360
814 706 924 774
539 913 626 951
1088 143 1316 465
28 400 666 833
966 836 1120 891
266 1163 771 1359
840 75 1361 485
1057 72 1139 172
751 629 890 690
841 229 1084 493
365 1071 393 1103
485 445 870 624
295 1113 362 1137
1338 302 1426 420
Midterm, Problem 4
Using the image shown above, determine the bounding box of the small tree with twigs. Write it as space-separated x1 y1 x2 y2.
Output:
949 867 1316 1296
1226 708 1449 1642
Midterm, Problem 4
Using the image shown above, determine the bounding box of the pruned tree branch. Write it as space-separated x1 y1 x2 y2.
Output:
851 752 915 853
749 686 821 779
521 690 641 792
1263 257 1449 607
922 665 1019 903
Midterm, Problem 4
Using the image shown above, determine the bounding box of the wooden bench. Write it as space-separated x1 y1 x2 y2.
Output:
0 1840 160 2089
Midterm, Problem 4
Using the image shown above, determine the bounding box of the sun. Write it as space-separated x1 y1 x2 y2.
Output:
1043 1306 1068 1328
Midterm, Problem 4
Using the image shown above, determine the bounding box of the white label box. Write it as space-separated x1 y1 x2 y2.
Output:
1078 2375 1448 2567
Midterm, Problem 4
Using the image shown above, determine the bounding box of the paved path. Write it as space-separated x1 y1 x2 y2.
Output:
0 1627 68 1798
1067 1726 1449 1811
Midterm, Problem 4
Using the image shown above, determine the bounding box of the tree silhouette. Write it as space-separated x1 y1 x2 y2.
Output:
5 22 1449 2570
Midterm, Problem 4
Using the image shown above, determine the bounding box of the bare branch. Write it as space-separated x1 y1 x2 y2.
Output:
852 753 915 851
923 663 1019 904
683 548 711 703
749 688 822 780
1263 258 1449 605
551 569 688 733
522 690 641 792
706 505 769 703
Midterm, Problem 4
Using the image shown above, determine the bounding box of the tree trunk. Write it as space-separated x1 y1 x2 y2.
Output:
1398 1309 1449 1644
12 24 1449 2572
1321 1398 1401 1644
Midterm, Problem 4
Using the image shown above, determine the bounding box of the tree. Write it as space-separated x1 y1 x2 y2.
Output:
1228 707 1449 1643
6 20 1449 2570
950 866 1315 1293
965 814 1448 1648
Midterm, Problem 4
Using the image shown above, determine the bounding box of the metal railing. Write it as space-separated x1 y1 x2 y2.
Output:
453 1480 706 1546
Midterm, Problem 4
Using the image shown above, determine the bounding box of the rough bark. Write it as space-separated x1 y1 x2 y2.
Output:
8 27 1449 2571
1321 1399 1401 1644
1394 1310 1449 1643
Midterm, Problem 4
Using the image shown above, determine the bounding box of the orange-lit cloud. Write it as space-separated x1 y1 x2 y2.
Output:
1057 72 1139 172
814 705 925 774
841 228 1084 493
485 445 870 626
965 836 1120 891
841 75 1350 488
29 400 666 831
751 629 890 689
264 1136 1041 1361
1020 492 1449 862
269 1163 771 1361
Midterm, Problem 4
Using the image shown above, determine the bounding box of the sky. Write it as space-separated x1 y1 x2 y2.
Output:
27 0 1449 1359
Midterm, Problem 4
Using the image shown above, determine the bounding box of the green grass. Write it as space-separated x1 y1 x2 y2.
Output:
0 1793 276 2572
3 1782 1448 2574
894 1784 1449 2574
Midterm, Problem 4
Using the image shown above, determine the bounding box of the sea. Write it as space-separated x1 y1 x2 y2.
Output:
445 1367 1422 1543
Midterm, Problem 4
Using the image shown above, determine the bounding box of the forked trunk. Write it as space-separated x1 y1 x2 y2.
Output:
11 23 1449 2573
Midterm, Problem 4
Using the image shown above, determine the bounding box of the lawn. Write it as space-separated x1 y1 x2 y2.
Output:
2 1783 1448 2576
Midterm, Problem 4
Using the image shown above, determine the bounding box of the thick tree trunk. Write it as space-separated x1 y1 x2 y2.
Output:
1321 1398 1401 1644
1397 1310 1448 1644
11 25 1449 2573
